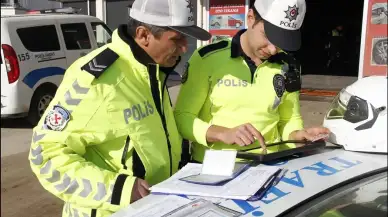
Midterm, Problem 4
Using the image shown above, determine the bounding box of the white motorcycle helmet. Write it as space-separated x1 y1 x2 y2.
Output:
323 76 387 153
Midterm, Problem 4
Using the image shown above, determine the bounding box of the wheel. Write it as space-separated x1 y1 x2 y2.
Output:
372 39 387 65
28 85 57 127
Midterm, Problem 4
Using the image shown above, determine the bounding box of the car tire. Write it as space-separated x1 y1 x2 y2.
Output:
372 39 387 65
28 85 57 127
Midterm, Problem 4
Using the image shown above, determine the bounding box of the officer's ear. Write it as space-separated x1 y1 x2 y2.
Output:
247 9 256 28
135 26 151 46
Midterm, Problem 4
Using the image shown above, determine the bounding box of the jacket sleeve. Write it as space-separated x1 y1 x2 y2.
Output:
174 51 211 146
28 73 135 213
277 90 304 149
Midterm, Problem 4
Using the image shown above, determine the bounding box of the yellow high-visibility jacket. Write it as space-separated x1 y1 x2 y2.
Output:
174 29 304 162
28 25 182 217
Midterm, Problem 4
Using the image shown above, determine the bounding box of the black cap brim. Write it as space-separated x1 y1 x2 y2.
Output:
169 25 211 41
264 20 301 52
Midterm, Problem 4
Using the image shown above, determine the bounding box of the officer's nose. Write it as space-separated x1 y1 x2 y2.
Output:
177 37 188 54
267 44 278 55
180 41 188 54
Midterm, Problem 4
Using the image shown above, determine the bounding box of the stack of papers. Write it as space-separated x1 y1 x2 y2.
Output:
111 195 242 217
111 195 192 217
150 163 282 200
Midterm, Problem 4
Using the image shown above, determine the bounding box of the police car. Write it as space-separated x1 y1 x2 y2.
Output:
1 9 112 126
112 76 387 217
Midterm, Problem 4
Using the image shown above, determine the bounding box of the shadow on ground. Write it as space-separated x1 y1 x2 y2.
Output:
0 118 33 129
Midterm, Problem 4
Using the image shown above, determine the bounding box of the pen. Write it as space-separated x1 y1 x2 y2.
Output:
241 140 311 152
272 169 288 187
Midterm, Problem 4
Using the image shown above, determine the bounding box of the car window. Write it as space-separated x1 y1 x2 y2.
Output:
286 172 387 217
91 22 112 48
61 23 91 50
16 25 60 52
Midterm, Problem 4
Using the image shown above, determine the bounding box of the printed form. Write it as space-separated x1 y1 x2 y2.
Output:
110 195 242 217
150 163 281 200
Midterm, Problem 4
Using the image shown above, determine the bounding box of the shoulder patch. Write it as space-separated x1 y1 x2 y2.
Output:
43 105 71 131
198 40 229 58
81 48 119 78
273 74 286 98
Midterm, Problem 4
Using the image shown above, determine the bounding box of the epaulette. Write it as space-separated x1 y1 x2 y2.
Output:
81 47 119 78
198 40 229 58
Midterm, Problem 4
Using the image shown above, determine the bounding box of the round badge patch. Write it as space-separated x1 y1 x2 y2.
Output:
273 74 285 98
44 105 71 131
181 62 189 84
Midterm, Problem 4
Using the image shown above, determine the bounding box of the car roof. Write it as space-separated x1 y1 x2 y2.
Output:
1 14 101 24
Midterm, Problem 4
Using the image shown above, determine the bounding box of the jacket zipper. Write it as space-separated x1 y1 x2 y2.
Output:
121 136 130 170
161 74 172 176
148 64 172 176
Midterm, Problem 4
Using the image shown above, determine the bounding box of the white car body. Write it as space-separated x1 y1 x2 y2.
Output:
112 148 387 217
1 13 112 125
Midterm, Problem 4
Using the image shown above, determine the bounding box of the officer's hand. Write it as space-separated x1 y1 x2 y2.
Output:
221 123 266 149
130 178 150 203
289 127 331 147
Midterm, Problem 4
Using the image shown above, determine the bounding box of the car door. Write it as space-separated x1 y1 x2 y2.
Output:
57 20 94 66
7 21 67 89
89 22 113 49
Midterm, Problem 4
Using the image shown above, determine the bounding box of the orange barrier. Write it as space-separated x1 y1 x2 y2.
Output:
300 89 339 97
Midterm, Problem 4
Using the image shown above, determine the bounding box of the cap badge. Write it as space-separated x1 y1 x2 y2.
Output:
186 0 194 14
284 5 299 22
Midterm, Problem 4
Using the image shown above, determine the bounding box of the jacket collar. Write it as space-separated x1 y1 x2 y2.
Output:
231 29 247 58
117 25 180 74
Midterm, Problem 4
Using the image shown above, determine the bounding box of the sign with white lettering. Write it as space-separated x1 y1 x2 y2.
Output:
208 0 248 43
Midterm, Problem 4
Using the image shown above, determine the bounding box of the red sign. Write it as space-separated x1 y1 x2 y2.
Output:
209 6 245 15
208 0 247 43
360 0 387 77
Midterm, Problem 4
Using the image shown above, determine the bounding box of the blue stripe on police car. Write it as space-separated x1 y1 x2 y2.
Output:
23 67 65 89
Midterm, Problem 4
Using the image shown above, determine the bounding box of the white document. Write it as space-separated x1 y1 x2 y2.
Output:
201 150 237 176
150 163 281 200
110 195 192 217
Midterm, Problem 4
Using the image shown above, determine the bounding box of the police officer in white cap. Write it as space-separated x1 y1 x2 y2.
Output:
174 0 331 163
28 0 211 216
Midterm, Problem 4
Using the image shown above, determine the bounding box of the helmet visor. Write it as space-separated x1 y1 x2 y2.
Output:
326 89 369 124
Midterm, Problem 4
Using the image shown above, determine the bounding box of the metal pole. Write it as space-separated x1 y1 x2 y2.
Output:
87 0 90 15
96 0 105 22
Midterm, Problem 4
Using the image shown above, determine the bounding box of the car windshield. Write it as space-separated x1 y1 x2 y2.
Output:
289 172 387 217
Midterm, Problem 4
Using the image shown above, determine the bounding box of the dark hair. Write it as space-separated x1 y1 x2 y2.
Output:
127 17 169 39
249 1 263 27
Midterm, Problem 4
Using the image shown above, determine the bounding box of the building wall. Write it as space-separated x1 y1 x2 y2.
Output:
17 0 61 9
62 0 95 16
106 0 128 30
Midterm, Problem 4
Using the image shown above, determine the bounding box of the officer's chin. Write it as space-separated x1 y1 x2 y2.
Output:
160 56 180 68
